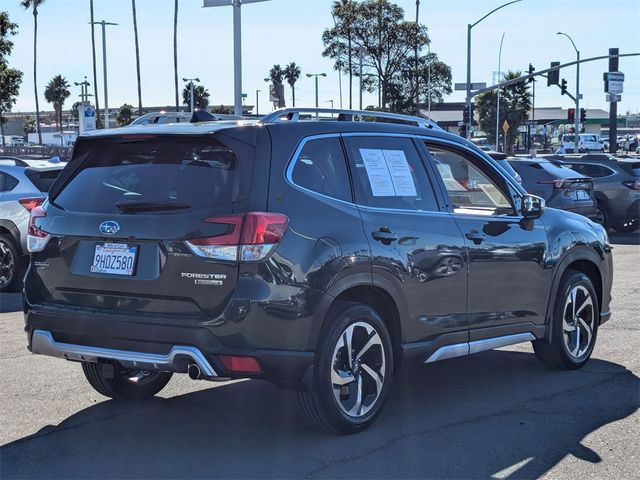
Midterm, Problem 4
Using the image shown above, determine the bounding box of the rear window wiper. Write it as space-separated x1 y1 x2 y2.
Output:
115 201 191 212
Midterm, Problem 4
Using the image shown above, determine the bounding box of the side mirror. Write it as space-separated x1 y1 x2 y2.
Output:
522 194 545 219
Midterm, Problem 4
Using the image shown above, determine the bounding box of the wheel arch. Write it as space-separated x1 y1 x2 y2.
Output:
0 220 20 246
545 248 604 342
309 275 406 368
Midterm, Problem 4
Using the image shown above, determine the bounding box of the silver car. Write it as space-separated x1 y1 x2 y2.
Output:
0 158 63 291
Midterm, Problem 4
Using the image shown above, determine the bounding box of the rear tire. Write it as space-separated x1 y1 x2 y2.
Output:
533 271 599 370
612 219 638 233
81 362 172 400
297 302 394 434
0 235 24 292
593 202 611 231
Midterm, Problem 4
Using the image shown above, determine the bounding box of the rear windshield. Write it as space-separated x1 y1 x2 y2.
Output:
26 169 61 192
53 136 238 214
513 161 586 180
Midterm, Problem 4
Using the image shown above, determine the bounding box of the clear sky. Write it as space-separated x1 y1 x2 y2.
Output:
4 0 640 116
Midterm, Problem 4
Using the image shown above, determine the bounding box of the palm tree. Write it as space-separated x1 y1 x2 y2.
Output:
21 0 45 145
182 83 210 110
90 0 100 128
131 0 142 115
173 0 179 114
116 103 134 126
284 62 301 107
44 75 70 134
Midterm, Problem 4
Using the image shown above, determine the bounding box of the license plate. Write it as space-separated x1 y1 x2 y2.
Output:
90 243 138 276
575 190 590 200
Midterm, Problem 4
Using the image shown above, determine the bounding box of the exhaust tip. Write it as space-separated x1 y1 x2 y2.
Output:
188 363 201 380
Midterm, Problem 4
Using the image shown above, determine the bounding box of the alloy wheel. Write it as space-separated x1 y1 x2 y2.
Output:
0 241 15 288
331 321 386 418
562 285 595 358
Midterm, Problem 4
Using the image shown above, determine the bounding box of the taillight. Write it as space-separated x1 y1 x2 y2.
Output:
185 212 289 262
538 178 591 189
27 205 50 253
622 179 640 190
18 197 44 212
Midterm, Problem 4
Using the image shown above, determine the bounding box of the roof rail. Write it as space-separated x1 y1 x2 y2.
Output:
259 108 443 131
0 156 29 167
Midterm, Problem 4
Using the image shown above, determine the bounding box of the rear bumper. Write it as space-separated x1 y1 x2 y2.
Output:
24 305 314 388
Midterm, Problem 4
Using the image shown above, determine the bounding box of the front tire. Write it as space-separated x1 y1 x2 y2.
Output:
81 362 172 400
297 302 394 434
533 271 599 370
612 219 638 233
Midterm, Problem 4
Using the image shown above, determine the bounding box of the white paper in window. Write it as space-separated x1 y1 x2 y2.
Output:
382 149 417 197
359 149 395 196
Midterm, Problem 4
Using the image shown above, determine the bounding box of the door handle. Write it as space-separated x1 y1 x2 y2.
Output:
372 229 398 244
465 230 486 245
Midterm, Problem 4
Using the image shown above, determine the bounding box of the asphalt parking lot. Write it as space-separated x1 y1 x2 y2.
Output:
1 232 638 479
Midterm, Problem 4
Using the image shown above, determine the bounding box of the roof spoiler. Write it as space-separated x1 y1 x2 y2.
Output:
190 110 217 123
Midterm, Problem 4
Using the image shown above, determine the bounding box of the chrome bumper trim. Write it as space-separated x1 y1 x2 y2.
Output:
31 330 218 377
425 332 537 363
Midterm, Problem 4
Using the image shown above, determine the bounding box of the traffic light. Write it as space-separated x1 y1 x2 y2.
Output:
568 108 575 122
560 78 568 95
462 107 470 126
527 63 535 83
580 108 587 122
548 61 560 86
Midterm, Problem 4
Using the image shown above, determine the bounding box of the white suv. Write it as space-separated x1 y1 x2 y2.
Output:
561 134 605 153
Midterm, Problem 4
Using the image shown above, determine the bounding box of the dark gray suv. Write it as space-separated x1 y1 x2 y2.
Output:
24 109 613 433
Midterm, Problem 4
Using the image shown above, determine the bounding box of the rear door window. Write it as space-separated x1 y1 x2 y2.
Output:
343 136 439 211
53 136 239 214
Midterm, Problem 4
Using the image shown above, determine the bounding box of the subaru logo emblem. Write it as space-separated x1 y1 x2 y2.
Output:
99 221 120 235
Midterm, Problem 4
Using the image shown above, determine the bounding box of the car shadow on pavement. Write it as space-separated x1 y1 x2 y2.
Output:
1 350 638 479
0 293 22 313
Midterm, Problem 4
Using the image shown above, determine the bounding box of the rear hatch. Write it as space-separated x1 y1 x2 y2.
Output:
510 159 595 204
29 134 251 318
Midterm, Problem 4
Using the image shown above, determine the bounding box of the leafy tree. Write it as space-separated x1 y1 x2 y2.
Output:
21 0 45 144
23 116 36 135
0 12 22 148
211 104 232 114
386 52 452 114
116 103 134 126
131 0 143 115
44 74 70 132
70 101 81 121
476 70 531 154
322 0 430 109
324 0 357 108
182 83 210 109
284 62 301 107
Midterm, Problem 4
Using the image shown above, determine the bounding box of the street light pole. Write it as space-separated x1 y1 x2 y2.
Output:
90 20 118 129
415 0 420 115
256 89 260 116
495 33 505 151
306 73 327 114
427 42 432 118
203 0 273 116
182 77 200 112
465 0 524 139
557 32 580 150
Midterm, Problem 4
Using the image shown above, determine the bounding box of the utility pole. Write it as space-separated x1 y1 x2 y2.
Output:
608 48 619 154
90 20 118 129
256 89 260 116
